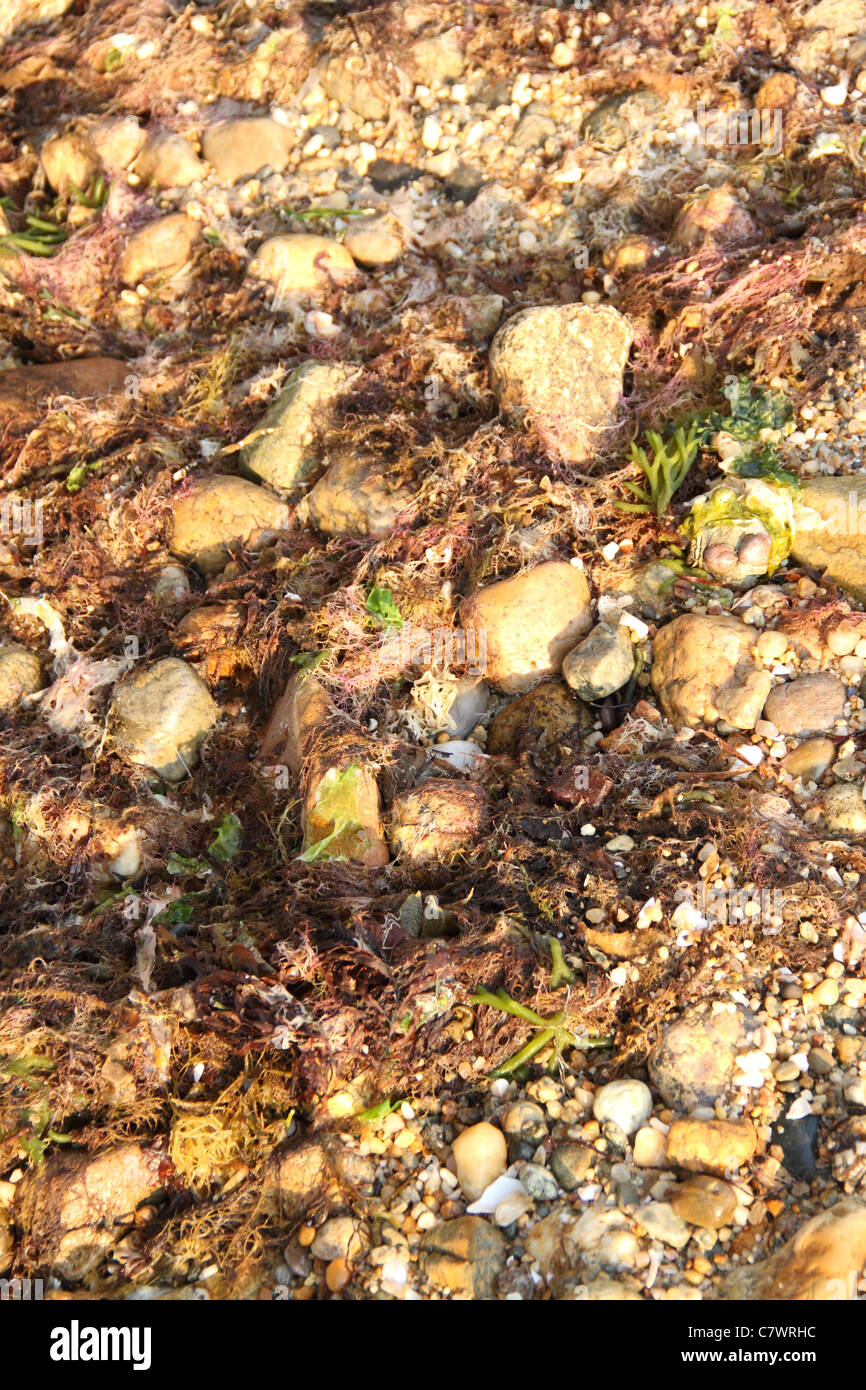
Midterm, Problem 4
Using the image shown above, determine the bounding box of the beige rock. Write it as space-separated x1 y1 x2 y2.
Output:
783 737 836 783
40 129 98 194
109 658 218 781
310 1215 369 1262
460 561 592 694
202 116 291 184
118 212 201 288
487 679 589 753
666 1118 758 1176
650 613 772 730
792 476 866 603
87 116 145 174
388 780 488 864
452 1121 507 1201
489 304 633 467
419 1216 507 1299
632 1126 668 1168
241 361 357 495
260 670 332 776
763 674 846 736
303 453 412 538
649 1004 751 1111
249 234 360 297
526 1206 640 1281
13 1143 164 1281
0 644 42 711
260 1140 374 1218
718 1198 866 1299
410 29 465 83
320 51 391 121
818 781 866 835
1 0 74 43
344 219 403 268
170 474 289 575
134 131 205 188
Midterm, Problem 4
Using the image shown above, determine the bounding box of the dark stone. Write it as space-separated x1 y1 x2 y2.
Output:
366 157 423 192
771 1115 819 1181
444 163 484 202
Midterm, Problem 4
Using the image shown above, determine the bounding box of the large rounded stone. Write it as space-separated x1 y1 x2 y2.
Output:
248 235 359 297
666 1118 757 1175
460 561 592 694
718 1199 866 1300
202 117 291 184
118 213 200 288
763 673 846 736
40 129 98 194
0 358 128 435
670 1175 737 1230
134 131 205 188
170 474 289 575
489 304 633 466
303 453 412 538
109 658 218 781
648 1004 751 1112
672 186 756 249
650 612 771 730
240 361 357 495
419 1216 507 1299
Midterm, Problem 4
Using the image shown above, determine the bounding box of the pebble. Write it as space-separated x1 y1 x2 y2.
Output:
782 737 836 782
593 1079 652 1137
666 1118 757 1175
632 1126 668 1168
670 1175 738 1230
636 1201 691 1249
549 1144 594 1191
452 1122 507 1202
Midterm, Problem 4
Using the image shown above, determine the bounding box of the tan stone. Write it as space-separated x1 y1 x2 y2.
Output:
453 1121 507 1200
249 235 360 296
119 212 200 289
666 1118 758 1176
202 117 291 184
40 129 98 194
0 645 43 711
170 474 289 575
303 453 412 539
718 1198 866 1300
460 562 593 694
489 304 633 467
134 131 205 188
13 1143 164 1281
651 613 772 730
419 1216 507 1299
0 358 128 434
260 669 332 776
109 658 218 782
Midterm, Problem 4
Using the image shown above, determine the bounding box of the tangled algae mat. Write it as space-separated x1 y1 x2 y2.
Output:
1 0 866 1303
